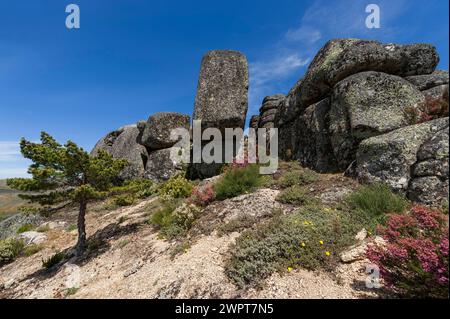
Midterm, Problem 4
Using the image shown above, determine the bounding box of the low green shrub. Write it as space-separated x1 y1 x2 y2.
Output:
214 164 262 200
17 223 35 234
112 194 136 207
225 205 379 288
110 179 155 199
158 174 193 200
278 169 319 188
275 185 314 205
42 251 66 269
0 238 25 265
150 200 201 239
23 244 43 256
345 183 408 218
218 215 258 236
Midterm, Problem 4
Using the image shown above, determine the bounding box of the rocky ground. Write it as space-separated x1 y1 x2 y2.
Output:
0 173 387 299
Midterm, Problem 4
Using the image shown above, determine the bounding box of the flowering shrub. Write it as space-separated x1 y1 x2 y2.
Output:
367 205 449 298
158 174 193 200
189 183 215 207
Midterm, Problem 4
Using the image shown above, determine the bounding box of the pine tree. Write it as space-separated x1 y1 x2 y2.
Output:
7 132 127 256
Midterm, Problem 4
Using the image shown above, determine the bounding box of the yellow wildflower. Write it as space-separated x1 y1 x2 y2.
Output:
301 242 306 247
287 267 293 273
319 240 324 245
325 251 331 256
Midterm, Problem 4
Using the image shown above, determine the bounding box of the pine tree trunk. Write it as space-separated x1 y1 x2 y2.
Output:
76 200 87 256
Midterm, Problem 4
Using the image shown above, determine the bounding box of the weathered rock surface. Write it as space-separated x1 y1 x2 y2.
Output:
298 39 439 108
139 112 190 150
91 124 148 179
356 117 449 199
17 231 46 246
408 126 449 205
422 84 449 103
297 98 338 172
144 148 183 181
0 214 44 240
329 71 425 170
249 115 260 129
193 50 249 130
191 50 248 178
405 70 449 91
275 79 302 126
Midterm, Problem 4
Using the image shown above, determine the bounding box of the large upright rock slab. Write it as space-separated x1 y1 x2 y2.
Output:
193 50 249 130
298 39 439 108
91 124 148 179
329 71 426 170
190 50 249 178
356 117 449 197
139 112 190 150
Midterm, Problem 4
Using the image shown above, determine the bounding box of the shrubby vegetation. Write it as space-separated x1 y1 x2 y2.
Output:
275 185 315 205
150 200 201 239
225 204 377 288
344 183 408 229
42 251 67 269
214 164 262 200
367 205 449 298
0 238 25 265
158 174 193 200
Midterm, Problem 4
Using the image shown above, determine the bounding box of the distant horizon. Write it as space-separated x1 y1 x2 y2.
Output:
1 0 449 178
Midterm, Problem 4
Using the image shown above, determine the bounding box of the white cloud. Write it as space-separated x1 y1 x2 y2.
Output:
0 141 30 179
0 141 22 161
285 26 322 44
250 54 310 87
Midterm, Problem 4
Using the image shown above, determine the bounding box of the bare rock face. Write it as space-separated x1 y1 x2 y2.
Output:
329 71 426 170
258 94 284 128
405 70 449 91
275 79 302 127
298 39 439 109
91 124 148 179
144 148 183 181
249 115 260 129
138 112 190 150
408 126 449 205
193 50 249 130
297 98 338 172
356 117 449 202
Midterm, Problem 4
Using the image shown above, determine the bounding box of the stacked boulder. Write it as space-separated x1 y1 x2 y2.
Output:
91 124 148 180
257 94 284 128
190 50 249 178
137 112 190 181
250 38 449 204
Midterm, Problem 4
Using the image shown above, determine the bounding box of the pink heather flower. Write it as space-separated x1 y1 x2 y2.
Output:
439 236 449 257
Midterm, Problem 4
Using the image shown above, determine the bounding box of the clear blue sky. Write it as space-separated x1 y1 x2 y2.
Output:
0 0 448 178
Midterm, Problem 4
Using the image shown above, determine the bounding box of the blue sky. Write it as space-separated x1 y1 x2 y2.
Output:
0 0 448 178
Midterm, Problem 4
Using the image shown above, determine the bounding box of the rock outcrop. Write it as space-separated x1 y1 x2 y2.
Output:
193 50 249 130
329 71 425 170
91 124 148 180
139 112 190 150
190 50 249 178
356 117 449 203
258 94 284 128
249 38 448 204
